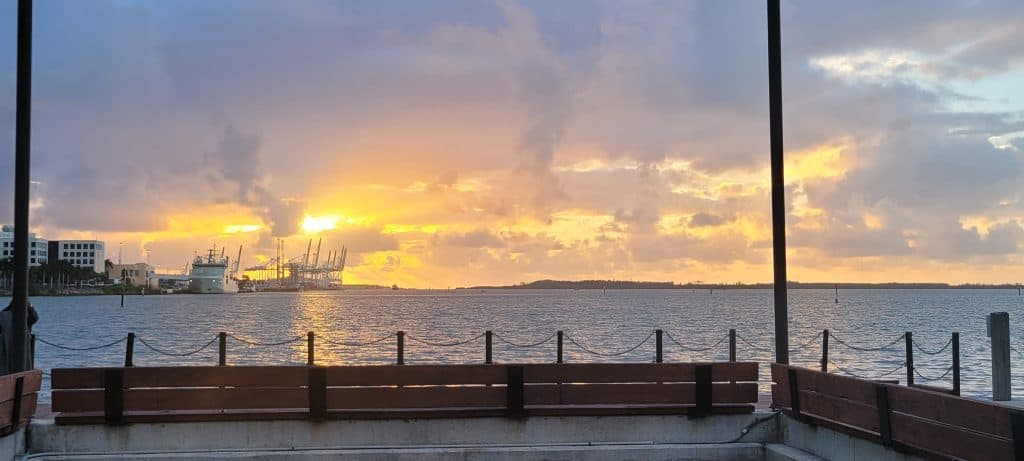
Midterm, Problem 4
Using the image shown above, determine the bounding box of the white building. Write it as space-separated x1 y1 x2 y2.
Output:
51 240 105 273
0 225 49 267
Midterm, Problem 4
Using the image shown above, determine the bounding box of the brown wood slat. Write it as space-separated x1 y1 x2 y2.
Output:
0 396 37 432
53 367 307 389
524 363 757 383
0 370 41 402
525 403 754 417
326 365 507 386
525 382 756 406
798 389 879 433
890 411 1012 461
790 366 876 406
54 388 308 412
327 386 506 409
886 385 1013 439
56 408 310 425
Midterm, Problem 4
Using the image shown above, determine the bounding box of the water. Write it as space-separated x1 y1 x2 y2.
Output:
18 288 1024 402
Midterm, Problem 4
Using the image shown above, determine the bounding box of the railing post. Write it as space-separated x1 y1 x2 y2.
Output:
821 329 829 373
397 331 405 365
729 329 736 362
692 364 712 418
218 332 227 366
124 333 135 367
988 312 1010 401
655 329 663 363
307 331 315 366
875 384 893 447
952 332 960 396
905 331 914 386
556 330 563 363
485 330 493 364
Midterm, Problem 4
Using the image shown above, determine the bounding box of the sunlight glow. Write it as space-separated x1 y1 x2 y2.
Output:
302 215 340 234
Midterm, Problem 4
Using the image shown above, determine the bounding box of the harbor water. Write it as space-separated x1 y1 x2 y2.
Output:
17 288 1024 402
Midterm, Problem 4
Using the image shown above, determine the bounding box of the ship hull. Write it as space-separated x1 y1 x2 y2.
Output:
189 276 239 294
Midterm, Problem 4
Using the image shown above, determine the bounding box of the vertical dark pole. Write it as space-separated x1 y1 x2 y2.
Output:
952 332 960 396
218 332 227 366
729 329 737 362
396 331 405 365
485 330 493 364
655 329 663 363
767 0 789 365
11 0 34 373
124 333 135 367
556 331 563 363
905 331 914 386
821 329 829 373
307 331 315 366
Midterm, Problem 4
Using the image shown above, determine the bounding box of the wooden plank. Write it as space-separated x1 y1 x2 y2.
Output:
525 403 755 417
54 388 308 412
799 389 879 433
327 386 506 409
792 366 876 406
0 396 37 432
523 363 757 383
886 384 1013 439
890 411 1013 461
525 383 756 406
325 365 506 386
56 408 310 425
0 370 41 402
53 367 308 389
328 408 507 420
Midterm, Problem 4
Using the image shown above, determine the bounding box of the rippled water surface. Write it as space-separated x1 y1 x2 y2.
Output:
18 288 1024 401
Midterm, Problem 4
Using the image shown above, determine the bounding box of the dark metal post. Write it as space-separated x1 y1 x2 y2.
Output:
729 329 736 362
952 332 960 396
905 331 914 386
397 331 405 365
821 329 829 373
655 329 663 363
11 0 34 373
218 332 227 366
485 330 493 364
307 331 315 366
124 333 135 367
556 330 563 363
29 334 35 369
767 0 789 365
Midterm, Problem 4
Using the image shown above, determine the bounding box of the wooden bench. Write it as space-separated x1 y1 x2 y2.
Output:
52 362 757 424
772 363 1024 460
0 370 41 436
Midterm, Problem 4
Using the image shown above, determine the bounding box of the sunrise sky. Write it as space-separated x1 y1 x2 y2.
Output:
1 1 1023 287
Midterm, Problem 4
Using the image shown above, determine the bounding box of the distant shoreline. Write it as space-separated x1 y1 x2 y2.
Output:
463 280 1023 290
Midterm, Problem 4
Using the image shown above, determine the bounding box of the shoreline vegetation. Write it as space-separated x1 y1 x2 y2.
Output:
462 279 1024 290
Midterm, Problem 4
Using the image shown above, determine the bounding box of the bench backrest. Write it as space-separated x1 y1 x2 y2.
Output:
772 363 1022 460
53 362 758 423
0 370 41 435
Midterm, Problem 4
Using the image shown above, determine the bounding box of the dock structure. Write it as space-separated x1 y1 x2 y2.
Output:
243 238 347 291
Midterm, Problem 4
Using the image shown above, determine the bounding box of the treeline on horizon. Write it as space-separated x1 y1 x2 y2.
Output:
463 279 1023 290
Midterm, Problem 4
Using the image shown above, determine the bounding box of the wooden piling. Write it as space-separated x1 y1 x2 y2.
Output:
988 312 1010 401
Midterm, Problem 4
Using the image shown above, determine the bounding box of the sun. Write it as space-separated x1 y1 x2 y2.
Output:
302 215 340 234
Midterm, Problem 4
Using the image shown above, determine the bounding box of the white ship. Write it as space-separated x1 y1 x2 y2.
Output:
188 246 239 294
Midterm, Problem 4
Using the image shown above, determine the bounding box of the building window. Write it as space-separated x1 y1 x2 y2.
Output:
30 258 35 263
89 259 94 265
30 250 35 256
89 244 95 249
2 242 7 248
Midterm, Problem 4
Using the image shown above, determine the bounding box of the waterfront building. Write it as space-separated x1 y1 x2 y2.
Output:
107 262 155 287
47 240 105 273
0 224 48 266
